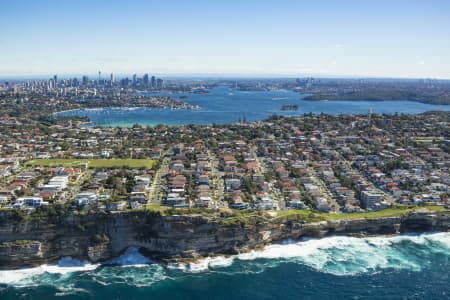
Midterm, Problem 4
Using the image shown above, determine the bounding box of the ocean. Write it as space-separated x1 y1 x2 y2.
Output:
1 232 449 299
55 86 450 126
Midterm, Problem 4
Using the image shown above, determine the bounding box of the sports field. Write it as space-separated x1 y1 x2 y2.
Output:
26 159 156 169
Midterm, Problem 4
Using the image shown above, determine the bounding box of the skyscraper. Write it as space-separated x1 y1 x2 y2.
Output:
156 78 164 90
121 77 129 88
82 75 89 86
132 74 137 87
151 76 156 89
98 70 101 84
110 73 115 86
143 74 149 88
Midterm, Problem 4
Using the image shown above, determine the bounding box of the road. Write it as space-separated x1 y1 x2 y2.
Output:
207 150 227 209
306 164 339 212
147 157 170 207
251 145 284 210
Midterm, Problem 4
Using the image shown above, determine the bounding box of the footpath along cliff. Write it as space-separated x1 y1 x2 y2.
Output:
0 209 449 269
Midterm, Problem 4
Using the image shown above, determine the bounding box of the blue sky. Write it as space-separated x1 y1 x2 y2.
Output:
1 0 449 78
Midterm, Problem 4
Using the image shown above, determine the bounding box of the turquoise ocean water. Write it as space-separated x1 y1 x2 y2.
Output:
1 233 449 299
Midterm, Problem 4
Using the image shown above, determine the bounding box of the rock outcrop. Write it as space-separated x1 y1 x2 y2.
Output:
0 210 449 269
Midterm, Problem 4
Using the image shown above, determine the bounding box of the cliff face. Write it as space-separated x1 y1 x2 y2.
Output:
0 210 449 269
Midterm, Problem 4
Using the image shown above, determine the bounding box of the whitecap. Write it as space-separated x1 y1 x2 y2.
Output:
168 256 234 272
0 248 159 288
172 233 450 276
0 257 99 286
91 264 169 287
54 286 91 297
1 233 449 287
235 235 425 275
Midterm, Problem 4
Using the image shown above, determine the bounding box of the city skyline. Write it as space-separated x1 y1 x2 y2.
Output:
1 0 450 79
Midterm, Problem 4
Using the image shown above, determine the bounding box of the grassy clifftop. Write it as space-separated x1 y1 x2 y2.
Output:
143 204 448 225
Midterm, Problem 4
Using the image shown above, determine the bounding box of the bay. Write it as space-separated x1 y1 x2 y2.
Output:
55 86 450 126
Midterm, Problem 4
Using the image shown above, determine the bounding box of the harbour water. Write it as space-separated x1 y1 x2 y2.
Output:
1 232 449 299
55 86 450 126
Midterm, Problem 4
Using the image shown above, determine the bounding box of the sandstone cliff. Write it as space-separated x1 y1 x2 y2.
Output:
0 210 449 269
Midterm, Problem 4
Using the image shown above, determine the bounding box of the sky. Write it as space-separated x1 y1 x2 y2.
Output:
0 0 449 78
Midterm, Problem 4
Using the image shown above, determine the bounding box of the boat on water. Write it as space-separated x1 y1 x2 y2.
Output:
272 97 289 101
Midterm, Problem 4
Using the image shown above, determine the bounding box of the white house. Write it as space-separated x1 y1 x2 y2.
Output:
75 192 98 206
14 197 48 209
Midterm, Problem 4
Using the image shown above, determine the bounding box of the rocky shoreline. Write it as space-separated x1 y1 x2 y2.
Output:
0 210 449 270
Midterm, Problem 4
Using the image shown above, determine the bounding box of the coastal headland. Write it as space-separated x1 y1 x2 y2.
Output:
1 208 449 270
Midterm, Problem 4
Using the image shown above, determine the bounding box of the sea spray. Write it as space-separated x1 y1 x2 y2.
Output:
0 258 99 286
168 256 234 272
0 246 150 286
106 246 151 266
168 232 450 275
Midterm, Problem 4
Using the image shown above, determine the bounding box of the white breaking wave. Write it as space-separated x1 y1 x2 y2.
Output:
1 233 449 287
54 286 92 297
172 232 450 276
168 256 234 273
0 257 99 286
91 264 169 287
107 246 152 266
0 246 151 286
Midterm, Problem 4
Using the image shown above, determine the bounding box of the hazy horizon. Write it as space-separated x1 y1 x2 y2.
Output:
1 0 449 79
2 73 450 82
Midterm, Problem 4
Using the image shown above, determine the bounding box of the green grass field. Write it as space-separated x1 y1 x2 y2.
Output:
140 204 447 226
26 158 156 169
274 205 447 222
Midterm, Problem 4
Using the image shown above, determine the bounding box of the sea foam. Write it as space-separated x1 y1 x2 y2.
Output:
1 233 449 287
168 256 234 272
0 246 150 286
107 246 152 266
0 257 99 286
171 232 450 275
